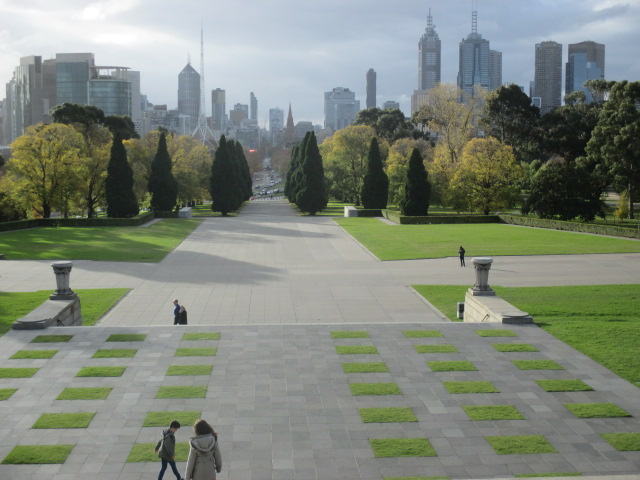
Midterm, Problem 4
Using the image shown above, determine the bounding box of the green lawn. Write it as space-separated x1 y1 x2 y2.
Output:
76 366 126 377
415 344 458 354
0 218 200 262
10 350 58 359
370 438 436 458
2 445 74 464
335 218 640 260
342 362 389 373
331 331 369 338
565 403 631 418
32 412 95 429
427 361 477 372
463 405 525 421
127 442 190 462
56 387 112 400
486 435 557 455
93 349 137 358
349 383 402 396
336 345 378 355
142 411 201 427
359 407 417 423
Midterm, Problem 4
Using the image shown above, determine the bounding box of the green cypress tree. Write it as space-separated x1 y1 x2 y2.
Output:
148 132 178 211
234 141 253 201
228 141 244 208
210 135 239 216
284 146 300 199
399 148 430 216
289 132 311 204
106 133 139 218
295 132 328 215
360 137 389 209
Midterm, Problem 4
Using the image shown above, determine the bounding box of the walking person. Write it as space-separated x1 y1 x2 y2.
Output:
179 305 188 325
173 299 181 325
185 419 222 480
458 246 466 267
154 420 184 480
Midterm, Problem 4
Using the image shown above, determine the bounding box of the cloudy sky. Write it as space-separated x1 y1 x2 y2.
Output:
1 0 639 126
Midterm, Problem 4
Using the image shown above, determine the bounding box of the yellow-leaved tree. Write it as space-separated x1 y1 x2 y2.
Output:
386 138 432 206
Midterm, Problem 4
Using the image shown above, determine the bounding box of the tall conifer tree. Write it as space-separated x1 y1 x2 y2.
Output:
361 137 389 209
399 148 430 216
148 132 178 211
106 133 139 218
289 132 311 204
210 135 239 216
295 132 327 215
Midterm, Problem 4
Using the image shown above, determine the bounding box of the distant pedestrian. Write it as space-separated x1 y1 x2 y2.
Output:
179 305 188 325
155 420 184 480
173 299 181 325
185 419 222 480
458 246 466 267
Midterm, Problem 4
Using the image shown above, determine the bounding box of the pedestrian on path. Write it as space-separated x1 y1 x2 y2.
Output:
173 299 181 325
155 420 184 480
185 419 222 480
179 305 188 325
458 246 466 267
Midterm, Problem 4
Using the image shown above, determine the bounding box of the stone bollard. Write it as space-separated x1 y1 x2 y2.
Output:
50 261 77 300
470 257 495 296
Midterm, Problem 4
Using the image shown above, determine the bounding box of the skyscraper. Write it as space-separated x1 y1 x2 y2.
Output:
211 88 226 131
533 41 562 115
177 61 200 135
457 9 490 97
489 49 502 91
366 68 376 109
269 107 284 146
250 92 258 121
89 66 132 118
126 70 142 135
324 87 360 132
56 53 94 106
418 8 441 91
566 41 605 102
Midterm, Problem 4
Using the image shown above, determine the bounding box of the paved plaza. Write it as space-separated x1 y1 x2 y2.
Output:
0 200 639 479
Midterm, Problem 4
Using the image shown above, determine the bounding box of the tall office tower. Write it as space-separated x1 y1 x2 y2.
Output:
126 70 142 135
178 61 200 135
56 53 94 106
89 66 132 118
229 103 248 126
566 41 605 102
418 8 441 91
366 68 376 109
489 50 502 91
8 56 48 142
269 107 284 146
250 92 258 121
533 41 562 115
211 88 226 130
457 8 490 97
324 87 360 132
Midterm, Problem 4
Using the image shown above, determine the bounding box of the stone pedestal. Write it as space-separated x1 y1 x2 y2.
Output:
470 257 495 296
50 261 77 300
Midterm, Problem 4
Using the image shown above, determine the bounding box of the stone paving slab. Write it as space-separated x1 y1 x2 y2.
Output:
0 322 638 479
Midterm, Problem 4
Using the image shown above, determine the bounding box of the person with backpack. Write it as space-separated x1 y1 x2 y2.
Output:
185 419 222 480
154 420 184 480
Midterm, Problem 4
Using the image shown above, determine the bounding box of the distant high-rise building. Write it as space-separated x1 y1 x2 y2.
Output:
211 88 226 131
324 87 360 132
177 61 200 135
269 107 284 146
566 41 605 102
419 8 441 91
533 41 562 115
295 121 313 140
56 53 94 106
383 101 400 110
366 68 376 109
89 66 132 118
458 9 490 97
250 92 258 121
489 50 502 91
229 103 248 126
126 70 142 135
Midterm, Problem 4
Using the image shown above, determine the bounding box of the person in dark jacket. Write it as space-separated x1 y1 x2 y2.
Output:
179 305 188 325
458 246 466 267
155 420 184 480
173 299 181 325
185 419 222 480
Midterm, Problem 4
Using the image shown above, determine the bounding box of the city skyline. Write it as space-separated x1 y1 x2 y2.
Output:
1 0 639 126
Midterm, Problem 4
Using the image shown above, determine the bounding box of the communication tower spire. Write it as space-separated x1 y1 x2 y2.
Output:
192 24 217 149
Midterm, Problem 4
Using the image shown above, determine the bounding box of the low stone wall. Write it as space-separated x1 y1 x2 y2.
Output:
12 297 82 330
344 206 358 217
463 289 532 324
179 207 193 219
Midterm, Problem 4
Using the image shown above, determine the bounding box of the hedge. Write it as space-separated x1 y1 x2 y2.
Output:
382 210 500 225
354 208 382 217
0 211 154 232
499 214 640 239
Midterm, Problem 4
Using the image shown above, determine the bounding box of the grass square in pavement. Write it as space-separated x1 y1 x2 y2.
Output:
403 330 444 338
444 381 499 394
492 343 539 352
475 329 517 337
536 379 593 392
127 442 190 462
415 344 458 353
56 387 112 400
486 435 557 454
0 389 18 400
600 433 640 451
342 362 389 373
331 331 369 338
336 345 378 354
175 347 217 357
513 359 564 370
463 405 525 421
1 445 74 464
143 411 201 427
31 334 73 343
76 366 125 377
156 386 207 399
166 365 213 376
0 368 39 378
370 438 436 457
33 412 95 429
428 361 477 372
515 474 582 478
93 348 137 358
106 333 146 342
350 383 402 396
564 402 631 418
359 407 417 423
385 477 449 480
182 332 220 341
10 349 57 359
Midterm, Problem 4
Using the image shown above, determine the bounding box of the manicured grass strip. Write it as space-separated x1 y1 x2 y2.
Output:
342 362 389 373
331 331 369 338
564 403 631 418
126 442 189 462
31 334 73 343
56 387 112 400
385 477 449 480
600 433 640 451
0 368 39 378
403 330 444 338
492 343 539 352
486 435 557 455
156 386 207 399
415 344 458 353
182 332 220 341
175 347 217 357
370 438 436 458
1 445 74 464
463 405 525 421
513 359 564 370
336 345 378 355
10 349 57 359
428 361 477 372
475 329 517 337
33 412 95 429
349 383 402 396
516 474 582 478
166 365 213 376
444 381 499 394
76 366 126 377
536 379 593 392
93 349 137 358
106 334 146 342
0 388 18 400
359 407 417 423
143 411 201 427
